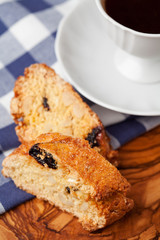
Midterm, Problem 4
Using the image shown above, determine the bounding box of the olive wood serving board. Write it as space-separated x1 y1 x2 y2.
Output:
0 126 160 240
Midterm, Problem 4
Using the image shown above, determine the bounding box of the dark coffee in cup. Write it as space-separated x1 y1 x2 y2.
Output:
104 0 160 34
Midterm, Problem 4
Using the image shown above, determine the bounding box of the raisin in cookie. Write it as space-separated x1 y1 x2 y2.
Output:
11 64 117 165
2 133 133 231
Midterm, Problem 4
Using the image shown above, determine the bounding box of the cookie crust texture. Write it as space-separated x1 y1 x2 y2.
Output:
2 133 133 231
10 64 117 165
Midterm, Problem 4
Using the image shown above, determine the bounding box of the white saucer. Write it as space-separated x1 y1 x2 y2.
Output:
55 0 160 116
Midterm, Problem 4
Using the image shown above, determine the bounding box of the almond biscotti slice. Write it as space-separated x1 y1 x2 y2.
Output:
10 63 117 165
2 133 133 231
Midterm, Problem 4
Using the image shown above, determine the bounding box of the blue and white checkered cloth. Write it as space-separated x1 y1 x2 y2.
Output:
0 0 160 215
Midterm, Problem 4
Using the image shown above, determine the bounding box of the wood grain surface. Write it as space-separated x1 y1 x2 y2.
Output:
0 126 160 240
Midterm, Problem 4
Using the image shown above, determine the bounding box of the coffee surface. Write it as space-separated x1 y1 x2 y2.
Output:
104 0 160 34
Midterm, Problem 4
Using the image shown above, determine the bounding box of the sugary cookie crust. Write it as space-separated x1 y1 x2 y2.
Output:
10 64 117 165
6 133 129 200
2 133 133 231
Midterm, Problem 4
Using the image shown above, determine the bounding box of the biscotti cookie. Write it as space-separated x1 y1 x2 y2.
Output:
2 133 133 231
10 63 117 165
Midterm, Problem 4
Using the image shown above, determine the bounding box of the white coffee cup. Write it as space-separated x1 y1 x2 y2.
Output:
95 0 160 83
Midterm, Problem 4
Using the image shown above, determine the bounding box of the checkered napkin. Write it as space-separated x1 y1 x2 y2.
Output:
0 0 160 215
